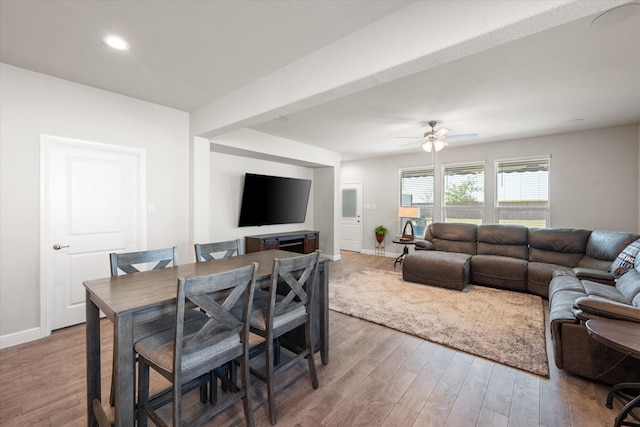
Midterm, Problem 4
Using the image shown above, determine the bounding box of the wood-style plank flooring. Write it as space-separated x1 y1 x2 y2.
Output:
0 251 625 426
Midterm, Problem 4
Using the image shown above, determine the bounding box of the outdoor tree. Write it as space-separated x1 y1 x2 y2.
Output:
445 177 480 203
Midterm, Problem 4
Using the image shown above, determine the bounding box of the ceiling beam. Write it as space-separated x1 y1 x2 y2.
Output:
190 0 625 140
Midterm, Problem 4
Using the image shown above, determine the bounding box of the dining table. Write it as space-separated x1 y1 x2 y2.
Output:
84 249 330 427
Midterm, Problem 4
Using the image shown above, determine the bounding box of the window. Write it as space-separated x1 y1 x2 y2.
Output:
495 157 549 227
400 168 434 235
443 163 484 224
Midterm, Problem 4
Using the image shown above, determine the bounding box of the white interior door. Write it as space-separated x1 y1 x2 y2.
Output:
340 183 362 252
42 135 145 331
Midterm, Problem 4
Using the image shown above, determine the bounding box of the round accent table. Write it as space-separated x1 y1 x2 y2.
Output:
392 239 416 268
586 318 640 427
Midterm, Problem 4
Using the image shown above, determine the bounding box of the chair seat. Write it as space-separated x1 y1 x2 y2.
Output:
249 297 307 331
135 319 241 373
133 309 206 342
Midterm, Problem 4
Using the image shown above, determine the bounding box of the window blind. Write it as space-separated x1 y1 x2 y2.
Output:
495 157 550 227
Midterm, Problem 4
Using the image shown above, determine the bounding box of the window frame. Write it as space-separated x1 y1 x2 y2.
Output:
442 162 485 224
494 156 550 228
399 167 435 234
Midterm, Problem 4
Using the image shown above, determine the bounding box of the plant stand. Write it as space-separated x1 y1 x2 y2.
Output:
375 241 385 257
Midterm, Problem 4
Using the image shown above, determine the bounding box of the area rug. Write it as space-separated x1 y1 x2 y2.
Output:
329 269 549 377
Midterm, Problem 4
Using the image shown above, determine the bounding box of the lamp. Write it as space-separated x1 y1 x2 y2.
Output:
422 136 446 152
398 207 420 241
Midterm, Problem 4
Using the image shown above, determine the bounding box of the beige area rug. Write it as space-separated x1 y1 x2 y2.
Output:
329 269 549 378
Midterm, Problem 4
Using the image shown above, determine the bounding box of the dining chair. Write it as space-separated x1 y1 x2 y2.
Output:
249 250 320 425
194 239 243 394
108 247 207 406
135 263 258 427
194 239 241 262
110 246 178 276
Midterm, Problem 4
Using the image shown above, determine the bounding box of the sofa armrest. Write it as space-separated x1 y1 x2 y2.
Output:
572 268 615 286
415 240 435 251
574 296 640 323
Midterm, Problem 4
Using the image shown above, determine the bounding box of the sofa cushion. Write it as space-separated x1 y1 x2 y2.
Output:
609 238 640 279
528 228 591 267
528 262 572 298
548 274 585 324
477 224 528 260
582 280 629 304
471 255 528 291
429 223 477 255
580 230 639 270
615 269 640 307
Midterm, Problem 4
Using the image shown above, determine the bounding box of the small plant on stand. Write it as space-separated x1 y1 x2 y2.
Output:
374 225 388 243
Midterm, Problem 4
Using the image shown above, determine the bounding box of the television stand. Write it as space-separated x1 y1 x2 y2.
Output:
245 230 319 254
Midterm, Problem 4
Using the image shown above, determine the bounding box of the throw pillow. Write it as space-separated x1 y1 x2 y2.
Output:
609 238 640 279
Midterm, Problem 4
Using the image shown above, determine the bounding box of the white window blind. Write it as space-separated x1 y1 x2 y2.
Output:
443 163 484 223
400 168 434 232
496 157 550 227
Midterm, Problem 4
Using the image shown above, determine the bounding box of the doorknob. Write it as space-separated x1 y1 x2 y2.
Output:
53 244 70 250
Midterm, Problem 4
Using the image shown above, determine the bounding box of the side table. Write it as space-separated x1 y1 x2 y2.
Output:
586 319 640 427
392 239 416 268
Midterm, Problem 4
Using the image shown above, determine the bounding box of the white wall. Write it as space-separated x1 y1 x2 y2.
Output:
0 64 190 343
195 129 342 260
206 152 315 251
342 125 640 254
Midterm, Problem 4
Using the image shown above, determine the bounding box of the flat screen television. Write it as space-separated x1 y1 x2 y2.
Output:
238 173 312 227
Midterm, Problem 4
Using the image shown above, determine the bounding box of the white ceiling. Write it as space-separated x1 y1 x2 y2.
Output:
2 0 639 161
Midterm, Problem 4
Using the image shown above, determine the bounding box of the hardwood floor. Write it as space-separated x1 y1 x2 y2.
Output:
0 251 623 426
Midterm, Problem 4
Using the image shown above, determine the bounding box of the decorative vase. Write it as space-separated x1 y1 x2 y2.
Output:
375 233 385 243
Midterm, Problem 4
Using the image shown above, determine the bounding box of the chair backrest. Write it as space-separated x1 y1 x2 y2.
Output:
268 250 320 327
110 247 178 276
174 263 258 372
194 239 241 262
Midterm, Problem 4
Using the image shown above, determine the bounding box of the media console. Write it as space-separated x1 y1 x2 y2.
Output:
245 230 319 254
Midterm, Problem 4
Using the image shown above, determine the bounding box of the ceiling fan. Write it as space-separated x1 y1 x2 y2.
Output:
398 121 477 152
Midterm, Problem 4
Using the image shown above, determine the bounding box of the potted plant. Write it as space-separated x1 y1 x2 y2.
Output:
374 225 388 243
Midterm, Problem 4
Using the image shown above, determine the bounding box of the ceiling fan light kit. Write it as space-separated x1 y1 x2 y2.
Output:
422 136 446 152
399 120 476 153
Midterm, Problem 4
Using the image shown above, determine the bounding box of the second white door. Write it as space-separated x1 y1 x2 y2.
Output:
340 183 362 252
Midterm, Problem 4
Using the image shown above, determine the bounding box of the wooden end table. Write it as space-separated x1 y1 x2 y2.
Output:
586 319 640 427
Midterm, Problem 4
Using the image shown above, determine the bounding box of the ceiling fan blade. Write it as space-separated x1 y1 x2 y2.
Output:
446 133 478 141
395 136 422 139
433 128 450 139
400 139 422 147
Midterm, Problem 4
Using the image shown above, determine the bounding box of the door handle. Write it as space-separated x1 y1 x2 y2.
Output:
53 244 70 250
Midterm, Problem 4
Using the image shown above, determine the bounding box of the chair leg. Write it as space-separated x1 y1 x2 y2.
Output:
109 359 116 406
173 380 182 427
137 359 149 427
240 356 255 427
200 378 208 404
209 370 218 404
306 322 319 389
266 335 277 425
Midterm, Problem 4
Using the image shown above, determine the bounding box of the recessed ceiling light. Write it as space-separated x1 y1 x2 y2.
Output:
102 35 129 51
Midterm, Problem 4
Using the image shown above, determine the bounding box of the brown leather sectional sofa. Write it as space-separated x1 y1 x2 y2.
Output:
402 222 640 384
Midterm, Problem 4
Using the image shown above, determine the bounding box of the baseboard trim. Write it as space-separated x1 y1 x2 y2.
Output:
361 249 400 258
0 327 44 349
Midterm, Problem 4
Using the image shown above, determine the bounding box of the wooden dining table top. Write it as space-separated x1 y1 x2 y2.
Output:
83 249 312 318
